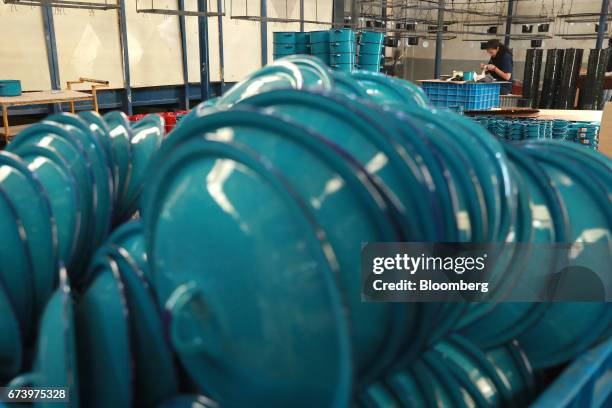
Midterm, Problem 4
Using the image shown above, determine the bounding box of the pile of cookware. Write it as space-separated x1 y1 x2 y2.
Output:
0 55 610 407
473 116 601 150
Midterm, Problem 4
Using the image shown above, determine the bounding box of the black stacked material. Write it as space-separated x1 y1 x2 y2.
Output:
555 48 584 109
522 49 543 107
579 48 611 110
539 49 565 108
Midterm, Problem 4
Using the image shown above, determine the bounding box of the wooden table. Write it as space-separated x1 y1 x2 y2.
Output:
0 90 98 140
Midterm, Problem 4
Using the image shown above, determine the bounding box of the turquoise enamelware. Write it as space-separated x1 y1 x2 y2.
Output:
417 356 472 407
516 143 612 369
485 341 536 406
329 53 357 64
0 80 21 96
384 365 430 407
275 55 334 89
273 43 297 55
0 151 57 323
45 113 112 246
352 71 431 105
330 63 356 72
76 255 131 408
311 52 331 64
360 31 385 44
217 63 312 106
7 123 94 274
143 138 352 407
310 30 330 43
157 394 219 408
0 249 23 381
432 337 506 407
311 42 330 54
357 64 381 72
330 29 356 42
8 265 79 408
106 221 148 279
102 246 178 406
121 115 164 219
102 111 133 220
296 32 310 43
147 107 404 384
329 71 370 99
272 32 296 44
234 89 437 241
329 41 357 53
18 145 80 267
359 43 384 55
360 383 400 408
358 53 383 65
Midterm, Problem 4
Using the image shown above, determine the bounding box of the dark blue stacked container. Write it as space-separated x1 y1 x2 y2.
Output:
358 31 385 72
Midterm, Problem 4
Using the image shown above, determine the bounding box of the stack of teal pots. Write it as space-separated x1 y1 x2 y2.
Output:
310 30 331 65
272 32 297 60
358 31 385 72
329 28 357 72
296 32 311 54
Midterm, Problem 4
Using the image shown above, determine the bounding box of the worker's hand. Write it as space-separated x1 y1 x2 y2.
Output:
485 64 496 72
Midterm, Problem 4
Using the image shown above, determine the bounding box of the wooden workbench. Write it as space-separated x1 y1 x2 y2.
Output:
0 89 98 140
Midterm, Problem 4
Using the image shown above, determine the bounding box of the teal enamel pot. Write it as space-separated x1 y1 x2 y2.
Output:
272 32 296 44
330 29 356 42
234 89 443 241
143 138 352 407
358 53 383 65
140 107 405 384
18 145 81 267
105 220 148 280
310 30 330 43
7 122 94 275
329 70 370 99
157 394 219 408
360 31 385 44
0 151 57 325
272 55 334 89
352 70 427 106
45 113 112 247
357 64 381 72
515 141 612 369
8 265 79 408
101 245 178 406
120 114 164 219
0 231 24 381
0 80 21 96
102 111 134 222
76 254 131 408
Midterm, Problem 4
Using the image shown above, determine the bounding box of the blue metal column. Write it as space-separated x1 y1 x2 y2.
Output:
299 0 304 32
198 0 211 101
177 0 190 108
117 0 133 115
261 0 268 65
41 5 61 112
217 0 225 86
434 0 444 79
504 0 514 47
596 0 610 49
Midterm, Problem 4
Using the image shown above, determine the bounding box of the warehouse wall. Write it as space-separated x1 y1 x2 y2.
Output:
398 0 605 82
0 0 332 92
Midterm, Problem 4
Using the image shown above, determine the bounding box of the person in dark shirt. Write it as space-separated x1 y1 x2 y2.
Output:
480 39 513 94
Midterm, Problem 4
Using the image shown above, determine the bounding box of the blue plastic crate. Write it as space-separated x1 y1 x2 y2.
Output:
531 337 612 408
421 81 501 110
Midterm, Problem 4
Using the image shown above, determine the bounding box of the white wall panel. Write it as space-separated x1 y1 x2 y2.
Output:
53 3 123 90
127 0 183 87
0 3 51 91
